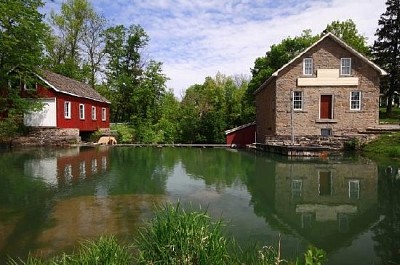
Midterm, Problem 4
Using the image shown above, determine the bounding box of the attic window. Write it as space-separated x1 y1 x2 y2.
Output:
341 58 351 75
303 58 313 75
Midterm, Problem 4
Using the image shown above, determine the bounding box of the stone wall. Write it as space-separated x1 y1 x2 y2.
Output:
12 128 80 146
255 36 381 143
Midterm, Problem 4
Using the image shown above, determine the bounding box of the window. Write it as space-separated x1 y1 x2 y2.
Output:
349 180 360 199
292 180 302 198
293 91 303 110
102 108 106 121
341 58 351 75
64 101 71 119
350 91 361 110
79 104 85 120
321 128 332 136
92 106 96 120
303 58 313 75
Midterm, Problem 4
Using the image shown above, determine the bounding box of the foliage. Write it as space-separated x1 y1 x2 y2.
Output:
135 203 232 264
111 123 135 143
324 19 370 55
0 0 49 136
373 0 400 114
47 0 105 82
7 236 132 265
179 73 249 143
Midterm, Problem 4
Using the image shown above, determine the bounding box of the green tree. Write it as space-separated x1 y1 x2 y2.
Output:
324 19 370 55
103 24 149 123
373 0 400 114
0 0 48 139
47 0 104 82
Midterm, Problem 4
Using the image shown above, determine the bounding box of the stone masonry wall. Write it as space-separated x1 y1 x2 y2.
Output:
275 37 380 136
12 128 80 146
256 36 381 143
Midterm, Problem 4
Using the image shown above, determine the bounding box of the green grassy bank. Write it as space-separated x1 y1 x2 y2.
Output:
9 204 326 265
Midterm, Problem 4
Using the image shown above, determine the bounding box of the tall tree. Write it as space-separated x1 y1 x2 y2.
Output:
103 24 149 123
0 0 48 138
373 0 400 114
324 19 370 55
47 0 105 82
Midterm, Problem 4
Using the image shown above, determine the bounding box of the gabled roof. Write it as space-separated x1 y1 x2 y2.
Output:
254 32 387 95
36 70 110 104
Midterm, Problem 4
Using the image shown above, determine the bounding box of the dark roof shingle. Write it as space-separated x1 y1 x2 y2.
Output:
38 70 110 103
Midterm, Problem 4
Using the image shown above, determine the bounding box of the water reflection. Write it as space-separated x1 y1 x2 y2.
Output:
1 147 399 264
24 147 110 187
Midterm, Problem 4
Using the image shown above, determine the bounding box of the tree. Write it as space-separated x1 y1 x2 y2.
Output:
47 0 105 82
103 24 149 123
0 0 48 138
373 0 400 114
324 19 370 55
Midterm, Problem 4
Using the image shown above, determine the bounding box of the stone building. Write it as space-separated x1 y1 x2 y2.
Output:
254 33 387 143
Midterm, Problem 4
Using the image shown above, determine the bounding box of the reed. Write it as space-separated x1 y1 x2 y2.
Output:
135 203 232 264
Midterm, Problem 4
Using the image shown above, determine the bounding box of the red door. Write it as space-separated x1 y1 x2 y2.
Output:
320 95 332 119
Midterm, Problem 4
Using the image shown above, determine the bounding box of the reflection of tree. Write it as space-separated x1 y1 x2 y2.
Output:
0 151 54 262
373 166 400 264
179 148 254 190
108 147 176 194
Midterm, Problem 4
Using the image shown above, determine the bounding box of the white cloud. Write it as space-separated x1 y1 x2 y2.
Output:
42 0 387 98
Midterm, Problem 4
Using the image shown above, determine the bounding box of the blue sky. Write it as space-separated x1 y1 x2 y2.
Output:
43 0 386 97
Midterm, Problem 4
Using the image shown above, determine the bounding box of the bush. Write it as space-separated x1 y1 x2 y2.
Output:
111 123 135 143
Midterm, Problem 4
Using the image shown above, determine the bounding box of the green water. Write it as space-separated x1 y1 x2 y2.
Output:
0 146 399 264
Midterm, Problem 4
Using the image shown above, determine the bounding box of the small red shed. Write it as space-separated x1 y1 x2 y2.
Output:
23 70 110 132
225 122 256 147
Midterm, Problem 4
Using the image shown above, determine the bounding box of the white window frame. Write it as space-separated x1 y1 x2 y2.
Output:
293 91 303 110
79 104 85 120
92 106 96 120
64 101 71 119
350 91 361 111
341 58 352 75
102 107 106 121
303 58 313 75
349 180 360 199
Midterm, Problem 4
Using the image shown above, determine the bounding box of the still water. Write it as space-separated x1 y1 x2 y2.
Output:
0 146 399 264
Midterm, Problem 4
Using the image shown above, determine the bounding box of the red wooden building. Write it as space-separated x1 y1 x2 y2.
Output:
225 122 256 147
23 70 110 133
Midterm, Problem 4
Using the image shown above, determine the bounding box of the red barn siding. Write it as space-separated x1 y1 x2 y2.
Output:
36 84 110 131
226 124 256 147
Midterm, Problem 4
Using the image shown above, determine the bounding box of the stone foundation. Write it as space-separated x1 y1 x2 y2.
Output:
12 127 81 147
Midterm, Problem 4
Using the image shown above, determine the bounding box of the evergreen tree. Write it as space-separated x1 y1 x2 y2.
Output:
373 0 400 114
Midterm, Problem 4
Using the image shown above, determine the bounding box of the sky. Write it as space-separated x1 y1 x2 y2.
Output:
42 0 387 98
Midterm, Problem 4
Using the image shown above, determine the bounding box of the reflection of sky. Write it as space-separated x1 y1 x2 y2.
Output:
166 161 302 249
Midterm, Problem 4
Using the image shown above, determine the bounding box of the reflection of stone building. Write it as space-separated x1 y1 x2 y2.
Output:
273 159 378 250
24 147 110 186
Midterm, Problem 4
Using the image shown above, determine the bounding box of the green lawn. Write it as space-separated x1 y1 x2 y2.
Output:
379 107 400 124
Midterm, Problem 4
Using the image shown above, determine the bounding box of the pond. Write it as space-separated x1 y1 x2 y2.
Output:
0 146 399 264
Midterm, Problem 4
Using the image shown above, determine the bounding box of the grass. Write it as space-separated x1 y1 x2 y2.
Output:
379 107 400 124
9 203 327 265
362 132 400 161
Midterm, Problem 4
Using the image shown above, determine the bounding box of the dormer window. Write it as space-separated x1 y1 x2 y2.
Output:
303 58 313 75
341 58 351 75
